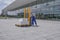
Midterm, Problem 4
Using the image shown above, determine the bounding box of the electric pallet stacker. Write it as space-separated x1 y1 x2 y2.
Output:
15 7 32 27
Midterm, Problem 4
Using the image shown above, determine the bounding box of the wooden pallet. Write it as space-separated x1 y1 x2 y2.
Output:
15 24 31 27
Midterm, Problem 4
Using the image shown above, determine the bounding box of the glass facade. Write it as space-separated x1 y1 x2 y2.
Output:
34 0 60 19
3 0 60 19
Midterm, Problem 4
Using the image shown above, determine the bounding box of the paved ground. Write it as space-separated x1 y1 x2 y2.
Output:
0 18 60 40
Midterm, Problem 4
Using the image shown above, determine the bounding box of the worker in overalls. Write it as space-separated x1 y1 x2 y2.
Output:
31 14 37 26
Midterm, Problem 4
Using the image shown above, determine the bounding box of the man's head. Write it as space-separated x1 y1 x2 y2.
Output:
31 13 36 16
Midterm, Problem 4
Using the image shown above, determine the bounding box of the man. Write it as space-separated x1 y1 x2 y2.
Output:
31 14 37 26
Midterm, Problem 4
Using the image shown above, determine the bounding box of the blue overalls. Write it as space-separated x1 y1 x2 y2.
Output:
31 16 37 25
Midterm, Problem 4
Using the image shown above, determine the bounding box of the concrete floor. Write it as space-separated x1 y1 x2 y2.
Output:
0 18 60 40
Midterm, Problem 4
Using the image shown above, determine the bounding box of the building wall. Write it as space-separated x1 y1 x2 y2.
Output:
6 0 60 17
